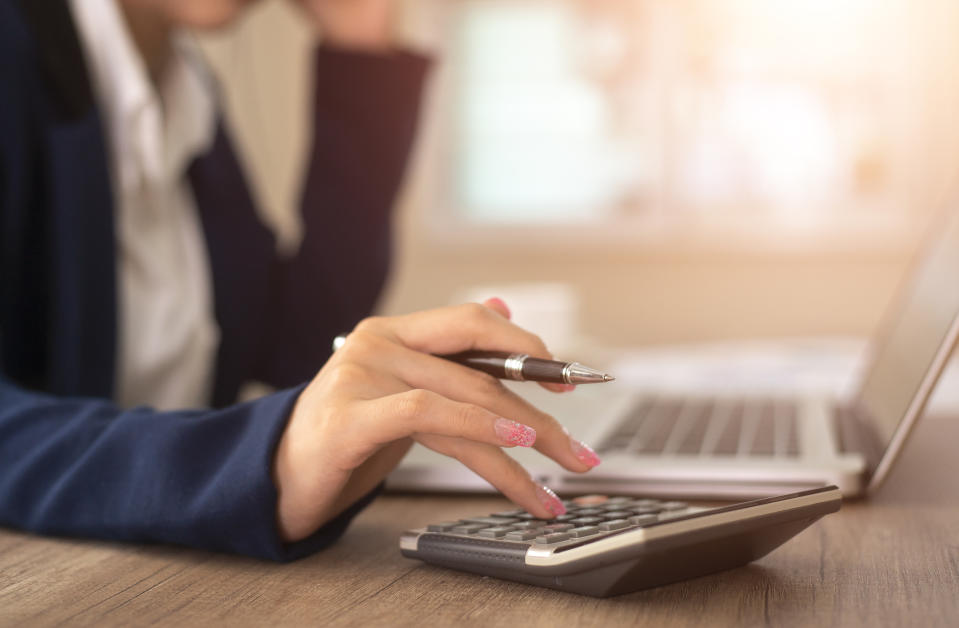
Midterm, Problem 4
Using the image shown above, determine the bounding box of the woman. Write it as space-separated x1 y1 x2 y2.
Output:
0 0 600 560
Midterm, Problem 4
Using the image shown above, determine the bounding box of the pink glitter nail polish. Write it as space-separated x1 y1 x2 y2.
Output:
535 485 567 516
494 418 537 447
570 437 601 468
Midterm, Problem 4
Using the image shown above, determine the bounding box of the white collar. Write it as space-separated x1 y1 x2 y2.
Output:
68 0 216 193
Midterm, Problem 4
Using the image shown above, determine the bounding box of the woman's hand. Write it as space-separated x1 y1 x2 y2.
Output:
292 0 395 51
272 299 602 542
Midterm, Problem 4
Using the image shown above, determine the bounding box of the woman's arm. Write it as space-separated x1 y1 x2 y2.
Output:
256 43 431 388
0 376 371 561
1 302 600 556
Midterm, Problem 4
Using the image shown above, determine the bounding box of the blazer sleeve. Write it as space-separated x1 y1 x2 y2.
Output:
0 377 378 561
257 46 431 388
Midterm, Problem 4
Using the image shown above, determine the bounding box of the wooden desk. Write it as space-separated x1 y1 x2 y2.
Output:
2 418 958 627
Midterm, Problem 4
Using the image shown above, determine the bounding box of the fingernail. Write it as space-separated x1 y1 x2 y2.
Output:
535 485 566 516
562 384 576 392
570 437 601 468
486 297 511 319
494 418 536 447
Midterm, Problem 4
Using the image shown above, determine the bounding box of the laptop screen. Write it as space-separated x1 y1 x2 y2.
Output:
857 205 959 458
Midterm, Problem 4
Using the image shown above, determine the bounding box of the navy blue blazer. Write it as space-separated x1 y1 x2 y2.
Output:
0 0 428 560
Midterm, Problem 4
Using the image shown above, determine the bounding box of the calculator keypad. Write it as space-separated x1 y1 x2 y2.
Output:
421 496 696 548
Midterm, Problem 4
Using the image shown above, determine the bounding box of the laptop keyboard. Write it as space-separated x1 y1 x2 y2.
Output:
597 397 800 457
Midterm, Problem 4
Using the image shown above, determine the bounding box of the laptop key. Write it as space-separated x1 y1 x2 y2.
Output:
633 400 682 454
714 404 744 455
750 401 776 455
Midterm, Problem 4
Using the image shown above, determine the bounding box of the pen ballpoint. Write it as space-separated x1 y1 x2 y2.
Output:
332 335 615 385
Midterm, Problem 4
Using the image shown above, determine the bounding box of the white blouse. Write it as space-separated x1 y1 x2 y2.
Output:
69 0 220 410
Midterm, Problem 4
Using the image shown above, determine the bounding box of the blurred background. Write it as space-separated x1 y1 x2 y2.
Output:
197 0 959 356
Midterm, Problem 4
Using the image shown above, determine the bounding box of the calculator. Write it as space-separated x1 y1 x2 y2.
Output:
400 486 841 597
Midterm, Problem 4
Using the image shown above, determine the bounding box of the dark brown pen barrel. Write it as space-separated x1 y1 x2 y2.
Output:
519 357 567 383
442 350 511 379
443 351 569 383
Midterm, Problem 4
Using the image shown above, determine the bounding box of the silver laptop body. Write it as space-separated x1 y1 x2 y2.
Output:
389 202 959 499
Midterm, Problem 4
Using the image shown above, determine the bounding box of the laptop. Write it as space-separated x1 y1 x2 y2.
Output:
388 201 959 499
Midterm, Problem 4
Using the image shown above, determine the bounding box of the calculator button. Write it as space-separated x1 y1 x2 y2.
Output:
660 501 688 511
628 514 658 526
601 511 634 520
426 521 460 532
554 514 577 522
628 499 662 508
598 519 631 531
505 530 541 541
477 526 514 538
568 526 601 538
541 523 574 533
511 520 547 530
491 509 525 517
629 506 664 515
535 532 572 544
514 513 538 520
451 523 489 535
571 508 604 516
599 503 631 511
463 516 520 526
572 495 609 506
569 516 604 526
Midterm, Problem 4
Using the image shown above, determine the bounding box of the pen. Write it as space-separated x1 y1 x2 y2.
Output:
332 335 615 385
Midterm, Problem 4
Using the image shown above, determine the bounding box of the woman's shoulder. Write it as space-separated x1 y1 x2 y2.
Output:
0 0 97 128
0 1 49 104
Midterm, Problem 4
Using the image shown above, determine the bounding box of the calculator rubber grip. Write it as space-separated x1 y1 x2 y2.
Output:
403 535 528 569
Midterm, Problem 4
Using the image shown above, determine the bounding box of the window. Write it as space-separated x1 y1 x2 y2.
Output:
407 0 959 247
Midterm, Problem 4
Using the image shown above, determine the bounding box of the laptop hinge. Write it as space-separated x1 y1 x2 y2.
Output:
835 401 885 479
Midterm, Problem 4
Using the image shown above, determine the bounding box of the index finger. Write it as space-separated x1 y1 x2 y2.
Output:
355 303 554 361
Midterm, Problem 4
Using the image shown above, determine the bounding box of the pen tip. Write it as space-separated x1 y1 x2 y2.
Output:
603 374 615 382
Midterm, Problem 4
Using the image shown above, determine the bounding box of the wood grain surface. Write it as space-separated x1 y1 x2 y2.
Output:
2 417 958 627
